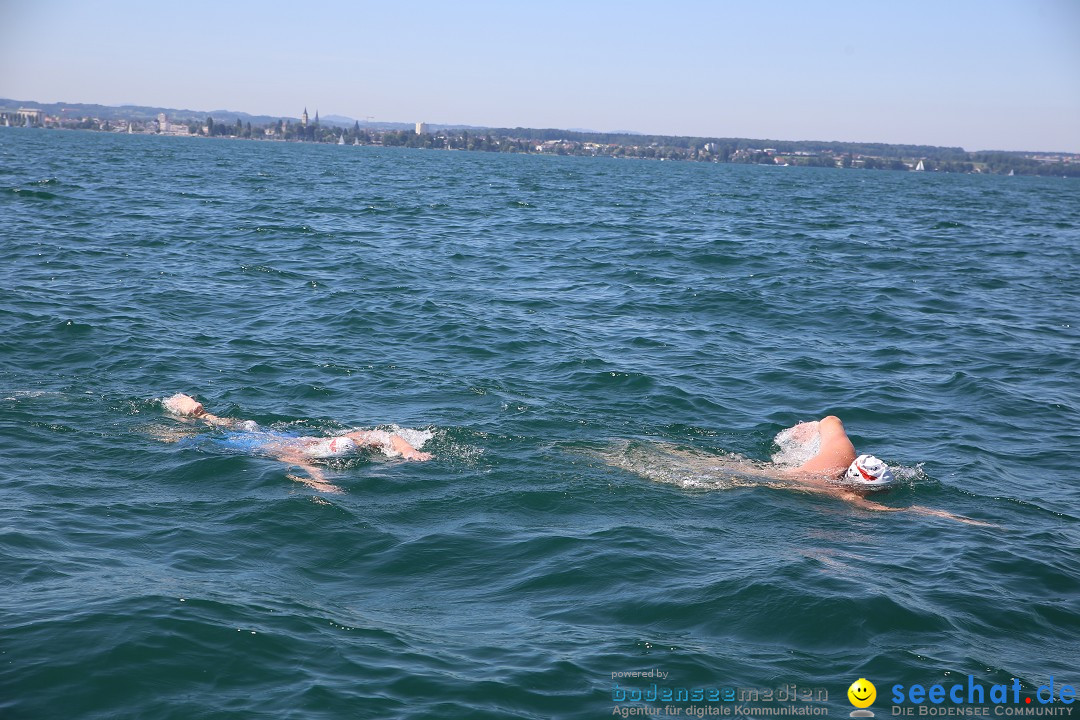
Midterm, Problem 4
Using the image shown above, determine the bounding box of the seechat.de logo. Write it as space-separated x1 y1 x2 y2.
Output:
849 678 877 718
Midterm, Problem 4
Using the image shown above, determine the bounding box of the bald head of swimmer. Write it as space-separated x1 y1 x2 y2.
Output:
163 393 206 417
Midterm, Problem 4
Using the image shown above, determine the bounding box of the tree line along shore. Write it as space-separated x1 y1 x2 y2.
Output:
4 108 1077 178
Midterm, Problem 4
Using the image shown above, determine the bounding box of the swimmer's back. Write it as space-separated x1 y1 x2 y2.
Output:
214 430 285 453
214 431 358 459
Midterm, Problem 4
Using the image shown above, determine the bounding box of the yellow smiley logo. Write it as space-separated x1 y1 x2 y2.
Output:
848 678 876 708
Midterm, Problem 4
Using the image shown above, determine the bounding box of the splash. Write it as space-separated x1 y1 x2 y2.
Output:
770 421 822 467
884 462 925 487
387 425 434 452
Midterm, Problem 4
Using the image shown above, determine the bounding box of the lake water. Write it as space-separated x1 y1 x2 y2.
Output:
2 128 1078 719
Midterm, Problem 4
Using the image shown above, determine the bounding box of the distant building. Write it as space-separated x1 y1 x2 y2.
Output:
15 108 44 126
302 108 309 126
415 122 428 135
156 113 190 136
536 140 567 153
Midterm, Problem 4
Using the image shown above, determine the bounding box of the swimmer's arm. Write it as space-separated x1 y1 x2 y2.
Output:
838 492 903 513
346 430 432 461
792 485 995 527
796 415 856 476
840 491 996 527
197 412 239 429
902 505 997 527
276 450 342 494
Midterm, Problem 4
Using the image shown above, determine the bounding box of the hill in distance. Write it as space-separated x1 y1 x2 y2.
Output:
0 98 414 130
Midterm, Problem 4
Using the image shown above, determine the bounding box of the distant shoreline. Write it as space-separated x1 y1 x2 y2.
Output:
2 99 1077 177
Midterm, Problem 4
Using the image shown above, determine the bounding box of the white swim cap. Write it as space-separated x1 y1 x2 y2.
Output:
844 454 895 489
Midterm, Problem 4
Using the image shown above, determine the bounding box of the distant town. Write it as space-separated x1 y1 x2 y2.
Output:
3 100 1078 177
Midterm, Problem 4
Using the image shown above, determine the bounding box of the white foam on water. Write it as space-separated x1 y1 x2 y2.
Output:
388 425 434 450
589 440 779 491
770 421 821 467
160 394 188 415
2 390 63 401
886 462 925 485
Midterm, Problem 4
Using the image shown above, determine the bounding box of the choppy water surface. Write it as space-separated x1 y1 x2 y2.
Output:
2 129 1078 719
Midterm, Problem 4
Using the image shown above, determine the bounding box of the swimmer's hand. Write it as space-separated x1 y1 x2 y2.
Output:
907 505 998 527
286 473 343 494
391 435 432 461
400 448 432 461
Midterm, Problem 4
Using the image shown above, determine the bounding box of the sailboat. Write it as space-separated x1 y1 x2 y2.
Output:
914 160 925 172
337 133 345 145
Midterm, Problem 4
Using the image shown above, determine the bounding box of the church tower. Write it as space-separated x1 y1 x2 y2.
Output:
301 107 309 127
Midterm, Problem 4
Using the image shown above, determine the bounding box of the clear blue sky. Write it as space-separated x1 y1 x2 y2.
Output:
2 0 1078 151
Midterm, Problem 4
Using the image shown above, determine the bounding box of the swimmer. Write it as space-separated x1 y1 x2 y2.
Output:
596 416 992 526
775 416 991 525
163 393 431 493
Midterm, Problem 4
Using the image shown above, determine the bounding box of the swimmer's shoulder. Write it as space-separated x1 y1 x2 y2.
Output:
795 416 855 476
818 415 847 437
